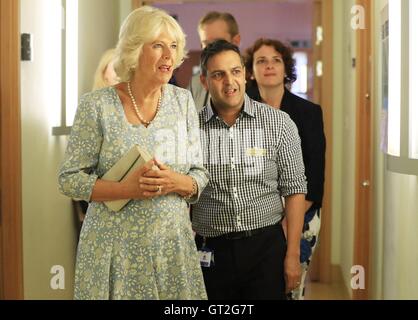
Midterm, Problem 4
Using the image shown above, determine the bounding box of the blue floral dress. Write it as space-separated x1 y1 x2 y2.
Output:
58 85 209 300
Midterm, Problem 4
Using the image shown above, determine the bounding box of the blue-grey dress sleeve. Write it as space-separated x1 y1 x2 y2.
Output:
277 113 307 197
184 90 210 204
58 92 103 201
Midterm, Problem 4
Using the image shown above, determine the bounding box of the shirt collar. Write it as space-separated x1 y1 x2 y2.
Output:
242 94 256 118
203 101 215 123
203 93 255 123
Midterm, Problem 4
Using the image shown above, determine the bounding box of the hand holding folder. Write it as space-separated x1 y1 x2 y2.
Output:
101 144 155 212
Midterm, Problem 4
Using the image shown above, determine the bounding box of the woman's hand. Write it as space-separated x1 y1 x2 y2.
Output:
121 159 163 199
284 254 302 293
282 216 301 293
140 159 194 197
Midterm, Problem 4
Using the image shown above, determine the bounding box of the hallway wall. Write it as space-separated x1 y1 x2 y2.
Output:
333 0 418 299
20 0 123 299
382 174 418 299
332 0 357 298
21 0 76 299
78 0 123 96
155 1 313 51
371 0 386 299
372 0 418 300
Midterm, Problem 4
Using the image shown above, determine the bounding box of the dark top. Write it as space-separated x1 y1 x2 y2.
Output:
247 86 326 209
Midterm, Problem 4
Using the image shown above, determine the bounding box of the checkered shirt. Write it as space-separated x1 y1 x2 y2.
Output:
192 94 307 237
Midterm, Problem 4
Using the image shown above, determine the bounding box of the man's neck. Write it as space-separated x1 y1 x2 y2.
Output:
212 101 244 127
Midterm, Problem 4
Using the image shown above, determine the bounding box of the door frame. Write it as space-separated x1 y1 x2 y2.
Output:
0 0 23 299
309 0 333 284
318 0 334 284
353 0 372 300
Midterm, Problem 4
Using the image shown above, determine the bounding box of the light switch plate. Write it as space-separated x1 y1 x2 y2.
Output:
21 33 33 61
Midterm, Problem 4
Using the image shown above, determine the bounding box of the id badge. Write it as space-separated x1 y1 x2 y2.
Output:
198 246 215 268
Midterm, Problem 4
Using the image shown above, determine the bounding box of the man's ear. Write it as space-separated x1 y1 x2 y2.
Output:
232 34 241 47
200 74 209 91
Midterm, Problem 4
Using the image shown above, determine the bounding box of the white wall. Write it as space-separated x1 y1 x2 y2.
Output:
383 174 418 299
20 0 122 299
78 0 121 96
371 0 386 300
21 0 77 299
119 0 132 27
332 0 357 297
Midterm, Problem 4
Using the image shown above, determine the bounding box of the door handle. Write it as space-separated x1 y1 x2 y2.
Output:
362 180 370 187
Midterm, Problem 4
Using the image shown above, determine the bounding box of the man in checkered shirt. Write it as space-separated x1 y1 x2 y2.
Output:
191 40 307 300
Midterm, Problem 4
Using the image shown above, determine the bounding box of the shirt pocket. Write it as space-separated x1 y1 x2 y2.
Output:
242 147 268 177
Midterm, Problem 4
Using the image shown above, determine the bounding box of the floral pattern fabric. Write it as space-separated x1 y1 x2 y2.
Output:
58 85 209 300
289 207 321 300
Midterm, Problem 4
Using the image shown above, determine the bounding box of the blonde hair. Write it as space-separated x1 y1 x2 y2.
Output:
92 48 118 90
114 6 187 82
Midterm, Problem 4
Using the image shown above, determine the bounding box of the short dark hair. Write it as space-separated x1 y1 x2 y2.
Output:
198 11 239 38
200 39 244 76
244 38 297 85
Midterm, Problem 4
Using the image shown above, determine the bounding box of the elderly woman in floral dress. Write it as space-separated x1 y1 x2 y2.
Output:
59 6 208 300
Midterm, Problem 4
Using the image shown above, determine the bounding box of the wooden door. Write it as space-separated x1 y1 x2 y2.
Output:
0 0 3 300
0 0 23 300
309 0 333 284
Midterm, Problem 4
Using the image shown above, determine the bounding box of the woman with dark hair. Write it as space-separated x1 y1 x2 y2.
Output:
245 38 326 300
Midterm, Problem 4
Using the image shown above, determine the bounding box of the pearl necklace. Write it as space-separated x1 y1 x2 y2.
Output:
127 81 161 125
